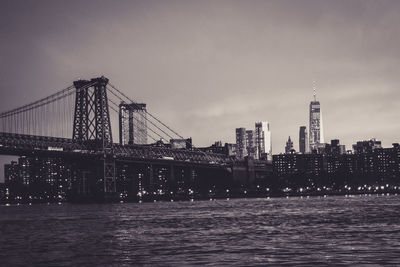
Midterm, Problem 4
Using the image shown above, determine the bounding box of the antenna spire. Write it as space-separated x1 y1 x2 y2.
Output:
313 80 317 101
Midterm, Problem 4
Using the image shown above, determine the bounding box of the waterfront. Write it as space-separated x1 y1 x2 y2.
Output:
1 195 400 266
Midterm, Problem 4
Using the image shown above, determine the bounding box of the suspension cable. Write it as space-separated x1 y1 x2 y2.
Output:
107 99 159 143
107 90 176 141
108 82 185 139
106 83 214 161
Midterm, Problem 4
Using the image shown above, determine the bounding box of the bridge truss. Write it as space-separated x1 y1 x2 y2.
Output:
0 76 233 198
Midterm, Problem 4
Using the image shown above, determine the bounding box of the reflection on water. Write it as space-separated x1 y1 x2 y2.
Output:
1 195 400 266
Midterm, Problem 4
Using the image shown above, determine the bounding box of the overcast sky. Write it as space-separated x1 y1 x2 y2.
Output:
1 0 400 180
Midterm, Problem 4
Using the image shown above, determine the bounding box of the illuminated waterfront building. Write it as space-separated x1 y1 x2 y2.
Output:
352 138 382 154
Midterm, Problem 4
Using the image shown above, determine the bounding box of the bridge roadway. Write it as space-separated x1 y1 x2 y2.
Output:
0 132 234 168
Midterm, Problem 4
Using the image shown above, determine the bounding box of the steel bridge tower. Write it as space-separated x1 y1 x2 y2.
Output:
72 76 116 197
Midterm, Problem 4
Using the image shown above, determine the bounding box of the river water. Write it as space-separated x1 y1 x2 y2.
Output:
1 195 400 266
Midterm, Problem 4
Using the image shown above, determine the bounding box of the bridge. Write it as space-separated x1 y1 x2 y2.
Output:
0 76 242 201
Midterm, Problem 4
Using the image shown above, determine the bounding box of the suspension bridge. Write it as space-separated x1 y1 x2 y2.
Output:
0 76 240 200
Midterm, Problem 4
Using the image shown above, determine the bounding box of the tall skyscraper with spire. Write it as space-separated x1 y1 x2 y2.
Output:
309 83 324 152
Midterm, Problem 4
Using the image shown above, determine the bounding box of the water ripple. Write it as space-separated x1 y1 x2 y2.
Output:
1 195 400 266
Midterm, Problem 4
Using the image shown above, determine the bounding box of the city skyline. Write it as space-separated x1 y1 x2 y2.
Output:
2 2 400 265
1 0 400 180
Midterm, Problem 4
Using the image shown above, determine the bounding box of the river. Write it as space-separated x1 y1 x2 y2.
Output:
1 195 400 266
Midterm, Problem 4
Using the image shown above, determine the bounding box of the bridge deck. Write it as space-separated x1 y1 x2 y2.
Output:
0 132 233 165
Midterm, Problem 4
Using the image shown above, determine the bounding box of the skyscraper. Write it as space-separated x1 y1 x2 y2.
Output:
299 126 309 154
236 128 247 159
285 136 294 154
309 89 324 152
119 102 147 145
245 130 257 158
255 121 272 160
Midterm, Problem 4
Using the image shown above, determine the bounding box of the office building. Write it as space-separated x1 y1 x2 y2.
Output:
325 139 346 174
236 128 247 159
246 130 257 158
273 153 323 178
325 139 346 155
352 138 382 154
309 90 324 152
199 141 237 157
255 121 272 160
299 126 309 154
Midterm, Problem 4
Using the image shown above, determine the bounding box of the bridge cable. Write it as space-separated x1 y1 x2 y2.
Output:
0 82 95 137
107 99 159 143
107 89 177 142
108 83 186 139
106 83 218 162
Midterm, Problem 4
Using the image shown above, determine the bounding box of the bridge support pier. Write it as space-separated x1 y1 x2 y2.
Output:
169 165 175 190
103 158 116 196
78 170 90 196
148 164 154 193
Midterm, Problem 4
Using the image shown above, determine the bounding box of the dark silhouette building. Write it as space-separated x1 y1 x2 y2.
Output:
285 136 294 154
299 126 309 154
4 156 74 202
274 138 400 190
246 130 257 158
236 128 247 159
353 138 382 154
199 141 237 157
4 161 19 185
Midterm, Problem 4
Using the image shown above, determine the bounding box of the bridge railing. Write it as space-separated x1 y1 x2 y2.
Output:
0 132 233 165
